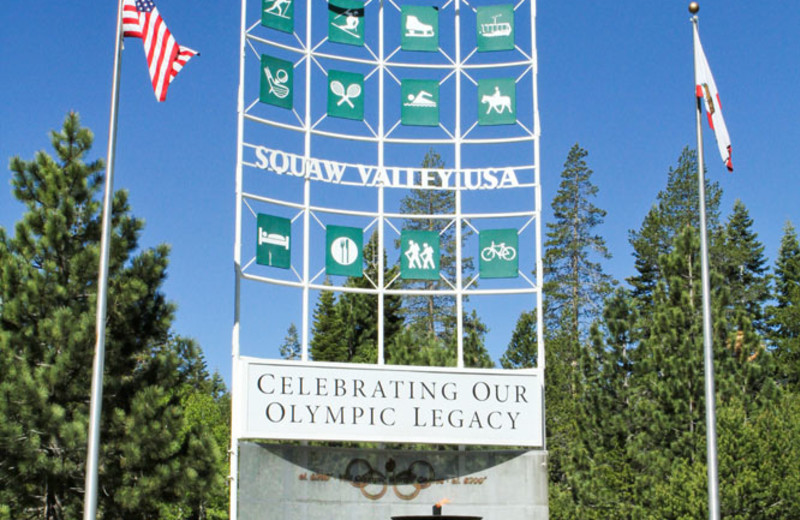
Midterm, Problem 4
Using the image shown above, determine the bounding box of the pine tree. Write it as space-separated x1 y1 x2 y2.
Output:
625 225 772 513
502 144 612 518
720 199 771 332
565 290 638 518
385 328 451 367
628 227 709 509
0 113 226 519
499 310 537 369
384 313 492 368
279 323 301 360
460 309 493 368
110 337 229 519
337 231 404 363
544 143 614 340
716 391 800 520
397 149 473 340
766 221 800 390
628 147 723 302
309 282 346 362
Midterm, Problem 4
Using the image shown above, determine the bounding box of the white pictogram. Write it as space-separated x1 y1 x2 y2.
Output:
405 15 434 37
405 240 436 270
420 242 435 269
264 66 290 99
264 0 291 18
479 14 512 38
332 11 361 38
405 240 421 268
330 80 362 108
481 241 516 262
259 228 290 249
481 86 512 114
404 90 436 108
331 236 358 266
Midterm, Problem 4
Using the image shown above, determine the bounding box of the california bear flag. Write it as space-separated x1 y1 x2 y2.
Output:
694 24 733 172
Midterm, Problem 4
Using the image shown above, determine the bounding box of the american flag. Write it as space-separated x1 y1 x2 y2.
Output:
122 0 197 101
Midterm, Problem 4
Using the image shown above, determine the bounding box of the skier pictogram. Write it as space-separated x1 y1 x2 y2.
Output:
264 0 292 19
332 10 361 38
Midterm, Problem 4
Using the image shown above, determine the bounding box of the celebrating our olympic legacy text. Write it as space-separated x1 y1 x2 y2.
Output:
241 360 543 447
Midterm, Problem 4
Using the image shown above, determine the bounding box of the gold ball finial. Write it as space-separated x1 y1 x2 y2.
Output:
689 2 700 14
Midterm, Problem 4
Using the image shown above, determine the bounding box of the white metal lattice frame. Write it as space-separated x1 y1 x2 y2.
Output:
231 0 544 516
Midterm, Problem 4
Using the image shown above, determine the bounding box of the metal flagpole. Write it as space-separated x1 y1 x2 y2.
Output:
689 4 720 520
83 0 125 518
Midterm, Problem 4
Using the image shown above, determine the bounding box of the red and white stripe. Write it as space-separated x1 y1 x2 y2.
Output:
122 0 197 102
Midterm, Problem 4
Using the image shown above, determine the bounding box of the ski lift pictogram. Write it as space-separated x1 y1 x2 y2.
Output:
479 14 512 38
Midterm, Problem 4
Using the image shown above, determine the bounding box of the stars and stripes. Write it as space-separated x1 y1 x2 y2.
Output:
693 24 732 172
122 0 197 101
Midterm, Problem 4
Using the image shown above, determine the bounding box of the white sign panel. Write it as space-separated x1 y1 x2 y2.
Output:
239 358 543 447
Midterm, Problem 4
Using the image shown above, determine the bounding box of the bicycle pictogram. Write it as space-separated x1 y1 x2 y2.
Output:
480 240 516 262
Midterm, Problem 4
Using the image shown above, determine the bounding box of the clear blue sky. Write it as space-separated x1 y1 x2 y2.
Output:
2 1 798 384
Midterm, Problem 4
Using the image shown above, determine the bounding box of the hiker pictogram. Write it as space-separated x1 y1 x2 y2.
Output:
400 230 440 280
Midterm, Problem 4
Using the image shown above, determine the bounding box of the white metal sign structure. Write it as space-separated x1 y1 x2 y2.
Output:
233 0 544 517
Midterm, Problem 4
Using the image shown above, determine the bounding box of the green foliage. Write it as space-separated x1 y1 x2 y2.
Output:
309 151 490 368
716 393 800 519
309 282 346 362
720 200 771 331
460 309 493 368
338 231 404 363
514 144 615 516
310 232 405 364
0 114 228 519
384 314 492 369
766 221 800 390
386 327 446 366
279 323 301 360
500 310 537 368
397 149 474 341
529 146 799 518
628 147 723 302
544 143 614 339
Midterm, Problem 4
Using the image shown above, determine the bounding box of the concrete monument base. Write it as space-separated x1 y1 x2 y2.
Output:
238 442 548 520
